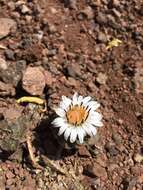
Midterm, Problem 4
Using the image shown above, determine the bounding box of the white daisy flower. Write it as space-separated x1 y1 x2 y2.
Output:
52 93 103 144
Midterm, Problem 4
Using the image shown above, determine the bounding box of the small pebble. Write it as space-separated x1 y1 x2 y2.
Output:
0 57 8 70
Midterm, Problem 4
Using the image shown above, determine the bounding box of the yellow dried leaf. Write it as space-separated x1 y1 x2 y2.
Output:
16 96 44 105
106 38 122 50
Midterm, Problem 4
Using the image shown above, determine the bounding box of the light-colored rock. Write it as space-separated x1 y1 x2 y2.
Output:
0 18 17 39
0 57 8 70
134 61 143 94
96 72 108 85
133 153 143 163
21 4 30 14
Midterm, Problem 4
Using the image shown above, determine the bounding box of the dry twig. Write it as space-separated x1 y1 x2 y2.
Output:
26 134 42 169
41 155 68 175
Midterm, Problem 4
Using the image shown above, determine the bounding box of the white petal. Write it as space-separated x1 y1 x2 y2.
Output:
88 111 103 121
60 96 71 110
83 123 94 136
87 112 103 127
64 127 72 141
87 116 103 127
93 120 103 127
52 117 65 127
88 124 97 136
77 127 85 144
62 96 71 105
82 96 91 105
85 101 100 111
72 92 78 105
55 108 65 117
58 125 67 135
77 95 83 105
70 128 77 143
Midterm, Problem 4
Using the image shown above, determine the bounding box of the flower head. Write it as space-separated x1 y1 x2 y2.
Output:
52 93 103 144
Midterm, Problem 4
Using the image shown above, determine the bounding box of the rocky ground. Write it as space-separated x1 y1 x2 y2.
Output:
0 0 143 189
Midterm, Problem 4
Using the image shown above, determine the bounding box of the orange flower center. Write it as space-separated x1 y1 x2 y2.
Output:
66 105 88 125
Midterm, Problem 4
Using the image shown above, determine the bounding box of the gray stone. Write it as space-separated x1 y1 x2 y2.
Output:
96 13 108 25
80 6 94 20
0 60 26 86
105 142 119 156
66 63 82 78
64 0 77 9
5 49 15 60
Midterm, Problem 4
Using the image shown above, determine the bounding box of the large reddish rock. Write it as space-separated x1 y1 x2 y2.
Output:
84 163 107 179
78 145 91 157
22 66 46 96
